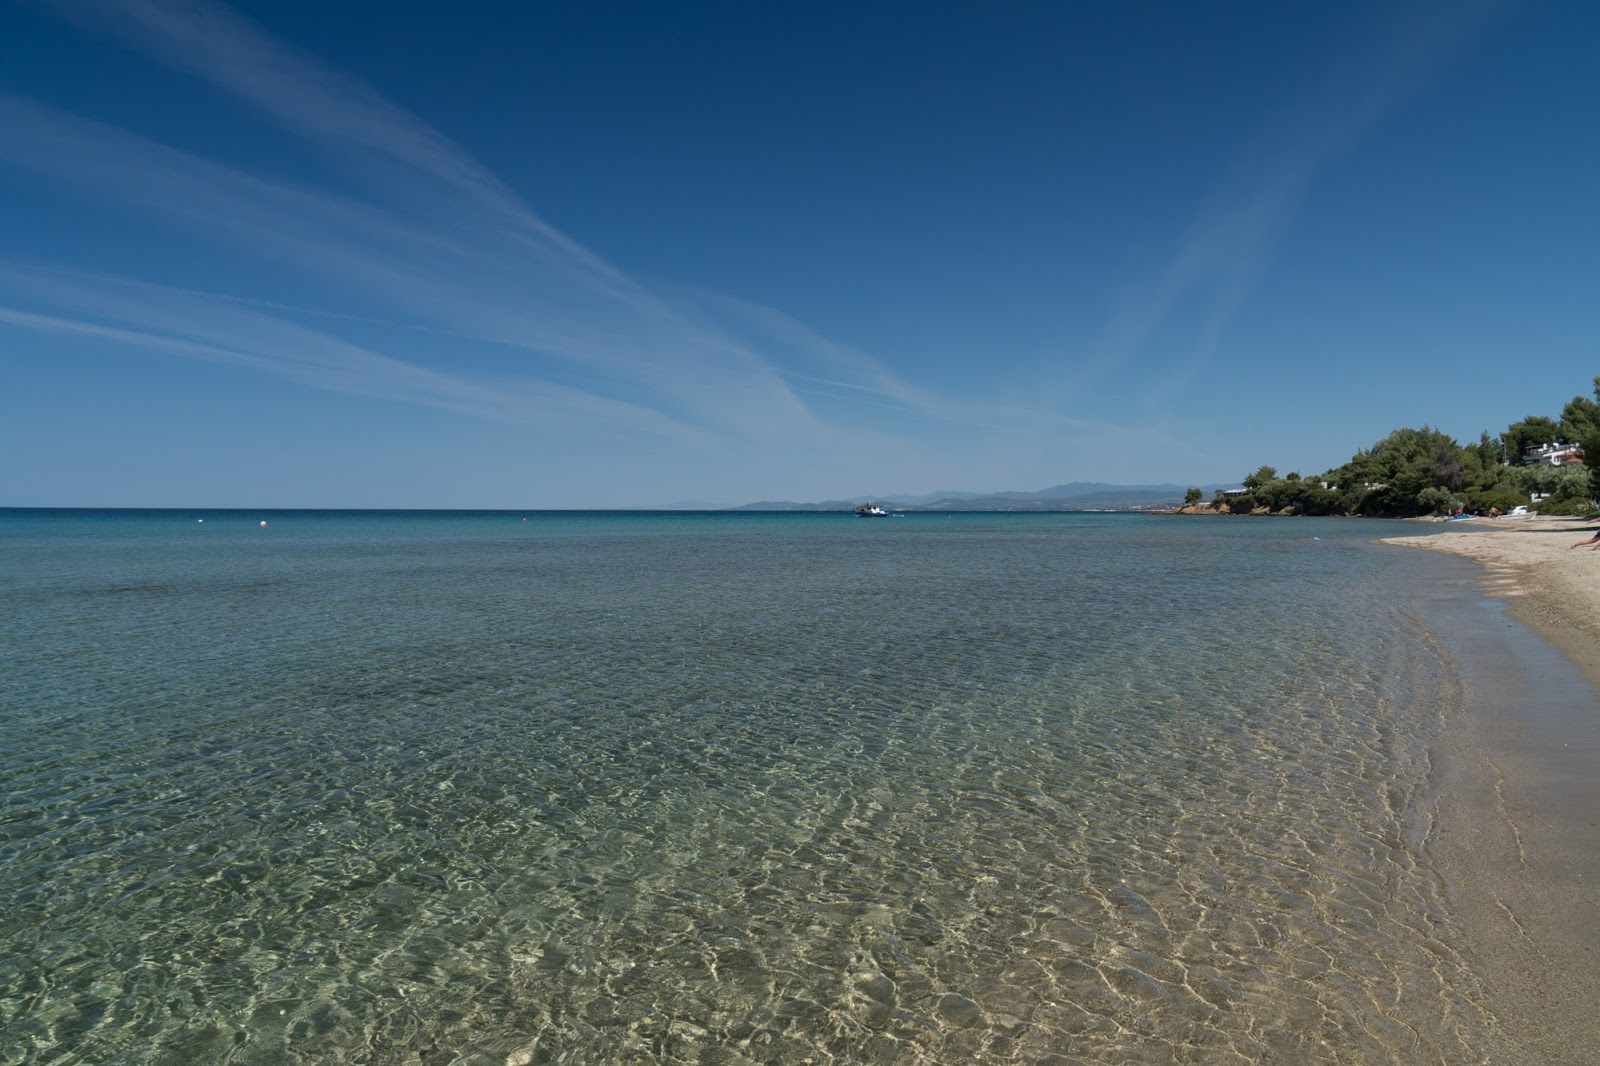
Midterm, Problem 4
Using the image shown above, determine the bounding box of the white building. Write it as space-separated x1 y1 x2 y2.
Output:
1521 442 1585 467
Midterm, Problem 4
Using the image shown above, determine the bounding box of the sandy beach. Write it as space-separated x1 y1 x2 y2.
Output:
1383 516 1600 1063
1385 515 1600 688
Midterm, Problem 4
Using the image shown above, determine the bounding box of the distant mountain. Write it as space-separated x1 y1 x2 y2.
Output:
1034 481 1169 500
877 489 988 504
734 483 1232 512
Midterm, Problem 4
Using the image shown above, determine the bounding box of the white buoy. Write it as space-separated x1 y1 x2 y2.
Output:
259 520 267 527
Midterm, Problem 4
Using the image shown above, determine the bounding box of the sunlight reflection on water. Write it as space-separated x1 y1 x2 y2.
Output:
0 511 1496 1063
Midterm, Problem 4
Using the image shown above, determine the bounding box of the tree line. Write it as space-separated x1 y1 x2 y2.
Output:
1186 377 1600 517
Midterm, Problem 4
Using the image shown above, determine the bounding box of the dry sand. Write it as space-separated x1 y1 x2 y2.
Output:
1382 516 1600 1063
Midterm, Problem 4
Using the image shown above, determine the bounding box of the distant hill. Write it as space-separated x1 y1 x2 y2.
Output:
651 500 728 510
735 482 1232 512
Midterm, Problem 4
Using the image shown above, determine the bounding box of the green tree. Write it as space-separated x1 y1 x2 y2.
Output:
1508 463 1563 498
1474 430 1506 474
1584 428 1600 500
1352 426 1469 516
1184 487 1204 505
1467 486 1529 514
1290 478 1336 515
1560 377 1600 442
1416 486 1457 515
1217 374 1600 519
1504 415 1562 460
1535 465 1595 514
1561 396 1600 443
1242 465 1277 491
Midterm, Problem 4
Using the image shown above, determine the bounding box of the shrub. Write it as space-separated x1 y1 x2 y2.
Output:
1415 486 1456 515
1466 488 1529 514
1536 495 1593 516
1290 481 1337 515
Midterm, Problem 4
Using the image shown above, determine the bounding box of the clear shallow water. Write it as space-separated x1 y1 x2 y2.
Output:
0 510 1497 1063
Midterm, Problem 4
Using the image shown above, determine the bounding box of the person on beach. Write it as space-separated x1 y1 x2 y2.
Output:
1570 528 1600 549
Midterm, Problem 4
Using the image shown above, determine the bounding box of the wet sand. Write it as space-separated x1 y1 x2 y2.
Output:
1383 518 1600 1063
1386 516 1600 688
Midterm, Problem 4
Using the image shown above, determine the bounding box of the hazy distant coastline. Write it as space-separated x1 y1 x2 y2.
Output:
734 481 1232 513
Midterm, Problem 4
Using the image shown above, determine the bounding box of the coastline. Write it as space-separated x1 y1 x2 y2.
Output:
1381 517 1600 1062
1382 515 1600 692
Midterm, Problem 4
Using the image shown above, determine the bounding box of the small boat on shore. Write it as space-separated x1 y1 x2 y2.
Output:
854 503 888 517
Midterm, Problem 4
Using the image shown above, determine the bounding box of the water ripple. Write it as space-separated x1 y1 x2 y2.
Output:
0 513 1498 1063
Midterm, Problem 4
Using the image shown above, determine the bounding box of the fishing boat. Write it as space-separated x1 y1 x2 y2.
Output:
854 503 888 517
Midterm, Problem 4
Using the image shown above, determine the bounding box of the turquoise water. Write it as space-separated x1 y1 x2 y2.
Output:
1 510 1498 1063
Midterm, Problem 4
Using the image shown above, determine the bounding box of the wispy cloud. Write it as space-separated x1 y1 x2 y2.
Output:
0 263 712 439
669 287 957 418
1094 0 1504 396
0 85 821 443
6 0 1503 499
9 0 978 454
48 0 585 251
3 0 1216 497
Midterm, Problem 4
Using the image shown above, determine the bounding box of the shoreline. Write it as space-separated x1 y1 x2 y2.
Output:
1381 515 1600 693
1382 517 1600 1062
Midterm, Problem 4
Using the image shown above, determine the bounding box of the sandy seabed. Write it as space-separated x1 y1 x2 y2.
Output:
1383 516 1600 1063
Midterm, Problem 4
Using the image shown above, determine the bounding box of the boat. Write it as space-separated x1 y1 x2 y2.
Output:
854 503 888 517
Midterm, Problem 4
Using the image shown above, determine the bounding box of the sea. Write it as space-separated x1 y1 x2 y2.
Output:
0 509 1542 1063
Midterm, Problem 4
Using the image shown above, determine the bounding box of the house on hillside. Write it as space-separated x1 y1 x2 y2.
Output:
1520 442 1585 467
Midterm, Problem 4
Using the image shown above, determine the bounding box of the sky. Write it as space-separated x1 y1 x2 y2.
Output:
1 0 1597 508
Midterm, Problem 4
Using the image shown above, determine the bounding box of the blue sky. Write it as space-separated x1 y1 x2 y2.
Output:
2 0 1596 507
